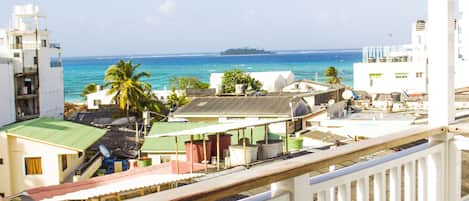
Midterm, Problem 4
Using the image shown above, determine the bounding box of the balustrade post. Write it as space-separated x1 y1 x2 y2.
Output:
271 174 311 201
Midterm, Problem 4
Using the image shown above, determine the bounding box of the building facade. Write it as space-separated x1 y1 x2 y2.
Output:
0 5 64 127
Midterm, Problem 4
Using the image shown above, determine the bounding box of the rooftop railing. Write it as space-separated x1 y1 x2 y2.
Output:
136 124 469 201
362 46 413 63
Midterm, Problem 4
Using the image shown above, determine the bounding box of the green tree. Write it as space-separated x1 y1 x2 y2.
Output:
80 83 98 100
170 76 209 90
104 60 151 119
324 66 342 84
168 88 189 107
221 69 262 93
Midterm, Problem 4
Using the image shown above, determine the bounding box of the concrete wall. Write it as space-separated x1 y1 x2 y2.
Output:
38 48 64 119
353 62 427 94
0 63 15 127
0 132 12 196
0 134 80 196
282 82 329 93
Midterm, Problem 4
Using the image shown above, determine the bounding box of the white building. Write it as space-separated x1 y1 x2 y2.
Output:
86 88 184 109
0 5 64 127
0 118 106 197
282 80 332 93
210 71 295 94
354 4 469 95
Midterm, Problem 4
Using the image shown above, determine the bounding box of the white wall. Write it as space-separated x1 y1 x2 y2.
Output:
282 82 330 93
210 71 294 94
0 63 16 127
3 134 78 195
86 89 115 109
353 62 427 94
39 48 64 119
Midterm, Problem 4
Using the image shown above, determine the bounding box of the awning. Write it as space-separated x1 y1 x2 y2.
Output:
146 118 291 138
41 173 204 201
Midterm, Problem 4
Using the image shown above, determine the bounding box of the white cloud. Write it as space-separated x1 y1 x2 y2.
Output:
159 0 176 16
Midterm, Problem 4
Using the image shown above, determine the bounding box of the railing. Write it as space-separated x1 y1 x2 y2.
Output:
73 153 103 182
136 125 469 201
362 46 413 63
49 43 61 49
50 61 62 68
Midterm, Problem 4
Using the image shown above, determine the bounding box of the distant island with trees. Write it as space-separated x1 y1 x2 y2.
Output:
220 48 275 55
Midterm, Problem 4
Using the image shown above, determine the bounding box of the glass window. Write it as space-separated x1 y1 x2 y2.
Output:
61 155 67 171
25 157 42 175
13 53 20 58
93 99 101 107
369 73 382 79
416 72 424 78
0 158 3 165
41 40 47 48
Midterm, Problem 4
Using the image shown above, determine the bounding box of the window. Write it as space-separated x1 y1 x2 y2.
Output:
369 73 382 79
78 152 83 158
0 158 3 165
395 73 408 79
294 83 300 89
93 99 101 107
25 157 42 175
34 56 38 65
416 72 424 78
41 40 47 48
13 52 20 58
61 155 67 171
0 193 4 198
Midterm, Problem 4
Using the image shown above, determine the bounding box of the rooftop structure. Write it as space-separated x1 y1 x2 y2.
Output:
0 4 64 127
210 71 295 94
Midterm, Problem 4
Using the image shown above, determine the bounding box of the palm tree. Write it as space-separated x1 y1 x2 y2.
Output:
80 83 98 100
324 66 342 84
104 60 151 119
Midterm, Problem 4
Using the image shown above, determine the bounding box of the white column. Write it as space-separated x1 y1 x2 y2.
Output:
390 166 401 201
356 177 369 201
271 174 311 201
427 0 456 126
373 172 386 201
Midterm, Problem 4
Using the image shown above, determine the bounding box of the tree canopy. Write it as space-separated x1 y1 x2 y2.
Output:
80 83 98 100
324 66 342 84
104 60 153 117
170 76 209 90
221 69 262 93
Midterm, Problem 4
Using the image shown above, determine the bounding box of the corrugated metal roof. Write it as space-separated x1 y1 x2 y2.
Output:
174 96 298 117
0 118 106 151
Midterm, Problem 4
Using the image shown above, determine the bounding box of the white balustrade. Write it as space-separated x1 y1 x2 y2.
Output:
239 133 467 201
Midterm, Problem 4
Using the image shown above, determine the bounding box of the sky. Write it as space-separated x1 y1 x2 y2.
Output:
0 0 427 57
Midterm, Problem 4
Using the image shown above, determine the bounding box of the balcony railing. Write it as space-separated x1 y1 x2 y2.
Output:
49 43 61 49
137 124 469 201
362 46 413 63
50 61 62 68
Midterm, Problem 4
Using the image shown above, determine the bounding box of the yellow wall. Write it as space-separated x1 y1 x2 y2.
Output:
0 133 83 196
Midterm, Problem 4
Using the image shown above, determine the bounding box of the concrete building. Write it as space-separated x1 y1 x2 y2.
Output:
0 5 64 127
86 88 184 109
282 80 332 93
0 118 106 197
210 71 295 94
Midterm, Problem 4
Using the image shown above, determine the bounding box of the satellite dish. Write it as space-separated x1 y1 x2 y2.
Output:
342 90 354 100
99 144 111 158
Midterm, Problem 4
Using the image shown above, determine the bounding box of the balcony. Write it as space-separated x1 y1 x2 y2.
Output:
49 43 61 49
362 46 413 63
50 61 62 68
138 124 469 201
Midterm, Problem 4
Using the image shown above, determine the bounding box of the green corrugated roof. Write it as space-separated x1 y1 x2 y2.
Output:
0 118 107 151
148 122 222 136
141 126 285 153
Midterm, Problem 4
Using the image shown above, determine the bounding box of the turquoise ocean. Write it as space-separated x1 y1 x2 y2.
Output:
63 50 362 102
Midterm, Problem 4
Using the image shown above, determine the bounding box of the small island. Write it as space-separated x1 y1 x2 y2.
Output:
221 48 275 55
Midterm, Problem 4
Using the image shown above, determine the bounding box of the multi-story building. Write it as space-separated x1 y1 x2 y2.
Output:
354 2 469 95
0 5 64 127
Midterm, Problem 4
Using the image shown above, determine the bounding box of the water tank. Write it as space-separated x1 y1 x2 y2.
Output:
391 92 401 102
